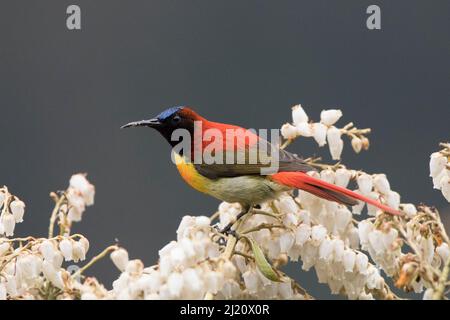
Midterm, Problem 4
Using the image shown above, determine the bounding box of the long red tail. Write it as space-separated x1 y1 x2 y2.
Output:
271 171 402 216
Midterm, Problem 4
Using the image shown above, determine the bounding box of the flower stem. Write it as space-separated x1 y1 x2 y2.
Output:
48 194 66 238
72 245 119 279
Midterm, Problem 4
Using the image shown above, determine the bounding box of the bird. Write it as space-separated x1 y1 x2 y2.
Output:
121 106 401 228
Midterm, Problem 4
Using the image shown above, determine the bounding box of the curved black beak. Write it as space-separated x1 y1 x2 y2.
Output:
121 118 161 129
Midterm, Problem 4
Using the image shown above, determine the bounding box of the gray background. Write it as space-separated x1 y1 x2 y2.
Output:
1 1 449 299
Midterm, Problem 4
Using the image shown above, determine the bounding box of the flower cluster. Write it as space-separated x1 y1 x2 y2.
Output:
1 106 449 300
0 174 94 300
219 196 389 300
281 105 370 160
0 187 26 237
430 143 450 202
106 215 307 300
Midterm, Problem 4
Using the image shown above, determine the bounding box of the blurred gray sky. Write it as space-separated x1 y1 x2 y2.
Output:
0 1 449 299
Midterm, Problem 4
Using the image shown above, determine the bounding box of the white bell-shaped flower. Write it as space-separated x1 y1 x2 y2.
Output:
332 239 345 262
358 220 374 248
440 175 450 202
110 248 129 272
312 123 327 146
295 224 311 246
335 168 352 188
167 272 183 298
320 169 335 184
281 123 298 140
69 173 95 206
2 214 15 237
279 232 295 253
72 241 86 262
10 200 25 223
429 152 447 177
343 250 356 272
355 253 368 274
275 195 298 215
292 104 309 125
320 109 342 126
242 270 260 294
319 238 334 261
296 122 313 137
385 191 400 209
326 126 344 160
39 240 57 262
402 203 417 218
373 174 391 195
59 238 73 261
356 174 373 195
311 225 327 245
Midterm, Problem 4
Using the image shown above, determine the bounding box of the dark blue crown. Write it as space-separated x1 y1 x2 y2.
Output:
156 106 184 121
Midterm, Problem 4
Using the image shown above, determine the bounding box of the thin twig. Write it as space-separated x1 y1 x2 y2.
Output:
72 245 119 279
48 193 67 238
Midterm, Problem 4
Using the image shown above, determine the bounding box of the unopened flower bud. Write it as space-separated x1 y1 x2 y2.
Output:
361 137 370 150
402 203 417 217
351 137 363 153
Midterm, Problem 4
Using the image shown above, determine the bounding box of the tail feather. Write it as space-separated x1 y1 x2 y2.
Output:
271 171 402 216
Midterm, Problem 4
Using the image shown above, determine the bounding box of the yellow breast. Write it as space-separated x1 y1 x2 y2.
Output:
173 152 210 194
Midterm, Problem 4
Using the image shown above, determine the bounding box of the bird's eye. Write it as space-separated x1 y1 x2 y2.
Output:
172 115 181 124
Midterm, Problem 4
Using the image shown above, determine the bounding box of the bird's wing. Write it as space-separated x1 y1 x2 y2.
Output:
194 137 315 179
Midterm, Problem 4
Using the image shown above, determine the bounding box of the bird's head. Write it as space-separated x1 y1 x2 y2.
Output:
121 106 203 146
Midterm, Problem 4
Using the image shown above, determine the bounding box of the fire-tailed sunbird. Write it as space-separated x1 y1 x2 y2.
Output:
121 106 401 219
